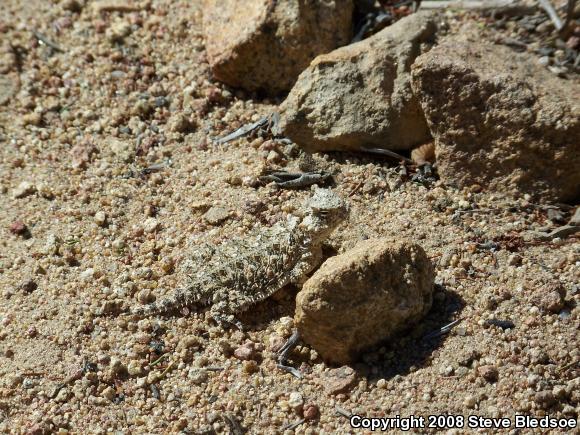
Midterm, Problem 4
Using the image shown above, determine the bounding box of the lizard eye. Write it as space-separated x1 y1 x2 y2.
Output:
318 210 329 217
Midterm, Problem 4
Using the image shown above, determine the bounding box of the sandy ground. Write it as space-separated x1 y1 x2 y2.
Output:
0 1 578 433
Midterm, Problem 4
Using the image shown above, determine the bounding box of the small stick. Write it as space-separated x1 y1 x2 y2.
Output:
31 30 65 52
335 406 352 418
360 146 414 164
277 330 303 379
282 419 305 431
222 414 244 435
160 360 175 378
423 318 462 340
538 0 564 31
149 353 168 367
215 116 269 144
563 0 577 31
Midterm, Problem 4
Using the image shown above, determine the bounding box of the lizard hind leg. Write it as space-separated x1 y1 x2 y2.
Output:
209 303 244 330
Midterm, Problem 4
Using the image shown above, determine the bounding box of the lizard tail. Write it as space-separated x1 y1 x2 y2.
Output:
130 289 187 317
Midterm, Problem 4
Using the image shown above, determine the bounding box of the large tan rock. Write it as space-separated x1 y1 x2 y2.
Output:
411 39 580 203
202 0 353 96
278 12 438 152
295 238 434 365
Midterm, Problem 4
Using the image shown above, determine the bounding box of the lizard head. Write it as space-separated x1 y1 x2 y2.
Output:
301 188 349 237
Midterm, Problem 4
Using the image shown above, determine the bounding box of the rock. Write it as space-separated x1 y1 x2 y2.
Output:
410 39 580 202
288 392 304 412
303 403 319 420
478 365 499 383
203 206 230 226
127 360 143 376
94 211 107 227
102 386 116 401
107 137 133 162
278 12 438 153
70 140 97 169
233 342 257 361
202 0 353 95
9 221 28 236
534 390 556 408
295 238 434 364
322 366 357 395
12 181 36 199
0 73 19 106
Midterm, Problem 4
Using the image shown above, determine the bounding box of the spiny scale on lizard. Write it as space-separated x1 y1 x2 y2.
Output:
130 188 349 328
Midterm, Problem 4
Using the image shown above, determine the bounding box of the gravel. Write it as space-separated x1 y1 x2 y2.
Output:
0 0 577 432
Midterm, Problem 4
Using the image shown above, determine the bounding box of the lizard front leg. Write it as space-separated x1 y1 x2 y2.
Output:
289 246 323 287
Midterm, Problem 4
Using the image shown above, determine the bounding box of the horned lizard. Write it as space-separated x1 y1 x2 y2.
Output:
131 188 348 327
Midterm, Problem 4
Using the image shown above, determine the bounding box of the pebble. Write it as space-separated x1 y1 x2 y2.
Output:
322 366 357 395
507 253 522 266
102 386 115 401
203 206 230 226
127 360 143 376
188 369 209 385
233 342 257 361
538 56 551 67
478 365 499 383
143 218 159 233
9 221 28 236
534 390 555 408
303 403 319 420
288 392 304 412
12 181 36 199
94 211 107 227
137 289 154 304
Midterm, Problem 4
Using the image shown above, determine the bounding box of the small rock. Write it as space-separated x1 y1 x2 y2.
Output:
12 181 36 199
242 360 259 374
0 73 19 106
70 140 97 169
102 386 116 401
107 20 132 43
322 366 357 395
143 218 159 233
280 12 438 152
203 0 353 95
20 280 38 294
537 284 565 313
61 0 83 12
127 360 143 376
203 207 230 226
295 238 434 364
55 388 70 403
538 56 551 67
107 137 133 162
137 289 154 304
168 113 196 133
21 112 42 127
188 369 209 385
180 336 201 350
233 342 257 361
80 268 95 281
478 365 499 383
303 403 319 420
94 211 107 227
288 392 304 412
109 358 126 376
9 221 28 236
507 254 522 266
534 390 556 408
